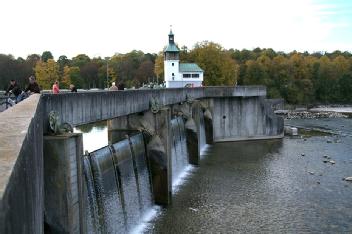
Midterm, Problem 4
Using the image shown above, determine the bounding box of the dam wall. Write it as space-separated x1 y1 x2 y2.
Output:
0 86 282 233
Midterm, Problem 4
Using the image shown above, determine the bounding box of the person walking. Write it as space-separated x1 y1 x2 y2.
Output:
52 81 60 94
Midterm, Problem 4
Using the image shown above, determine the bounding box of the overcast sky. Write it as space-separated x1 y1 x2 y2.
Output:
0 0 351 59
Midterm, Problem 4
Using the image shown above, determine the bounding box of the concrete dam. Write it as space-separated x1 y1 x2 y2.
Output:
0 86 283 233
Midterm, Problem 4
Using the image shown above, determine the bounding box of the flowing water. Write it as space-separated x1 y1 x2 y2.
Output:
83 133 155 233
170 117 191 189
80 116 195 233
146 118 352 233
79 116 352 233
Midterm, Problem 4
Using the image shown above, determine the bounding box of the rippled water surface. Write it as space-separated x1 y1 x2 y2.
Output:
146 118 352 233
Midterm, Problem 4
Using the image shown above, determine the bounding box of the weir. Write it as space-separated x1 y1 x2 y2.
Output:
0 86 283 233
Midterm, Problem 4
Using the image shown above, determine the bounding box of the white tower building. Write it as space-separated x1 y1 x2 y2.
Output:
164 30 203 88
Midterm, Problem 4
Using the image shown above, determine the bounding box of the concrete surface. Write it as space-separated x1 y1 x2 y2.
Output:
212 96 284 142
0 94 44 234
41 86 266 132
44 134 84 234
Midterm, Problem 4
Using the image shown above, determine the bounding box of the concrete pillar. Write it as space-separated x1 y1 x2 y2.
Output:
107 109 172 205
172 102 200 165
203 109 214 144
151 109 172 205
43 133 85 234
107 115 139 144
185 118 199 165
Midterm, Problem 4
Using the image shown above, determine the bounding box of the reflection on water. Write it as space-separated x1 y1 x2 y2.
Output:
147 118 352 233
74 121 108 152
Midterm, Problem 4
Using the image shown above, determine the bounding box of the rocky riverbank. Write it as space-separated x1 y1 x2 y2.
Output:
275 105 352 119
284 111 348 119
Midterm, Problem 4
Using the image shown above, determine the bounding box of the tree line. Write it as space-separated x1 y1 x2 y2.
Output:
1 43 351 104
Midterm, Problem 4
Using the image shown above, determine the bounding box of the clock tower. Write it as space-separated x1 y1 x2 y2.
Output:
164 29 180 88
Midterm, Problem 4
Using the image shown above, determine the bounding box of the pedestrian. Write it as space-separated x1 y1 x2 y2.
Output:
117 82 125 90
25 76 41 94
109 82 118 91
52 81 60 94
70 84 77 92
5 79 25 103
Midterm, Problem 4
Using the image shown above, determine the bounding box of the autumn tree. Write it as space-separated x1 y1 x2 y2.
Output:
34 59 60 89
189 41 237 86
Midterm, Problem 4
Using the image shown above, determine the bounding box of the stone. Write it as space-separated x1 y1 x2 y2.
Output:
301 153 305 156
308 171 314 175
343 177 352 181
327 140 332 143
329 160 336 164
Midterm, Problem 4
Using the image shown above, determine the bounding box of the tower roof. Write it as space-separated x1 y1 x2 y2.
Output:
164 44 180 52
164 29 179 52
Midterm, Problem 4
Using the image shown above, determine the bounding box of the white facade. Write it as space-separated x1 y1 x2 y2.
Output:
164 31 203 88
164 60 180 85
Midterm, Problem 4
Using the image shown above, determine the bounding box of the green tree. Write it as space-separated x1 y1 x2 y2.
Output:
41 51 53 62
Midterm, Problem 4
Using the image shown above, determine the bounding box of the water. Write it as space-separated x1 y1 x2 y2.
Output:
74 121 108 152
79 116 197 233
147 118 352 233
83 133 155 233
171 117 190 189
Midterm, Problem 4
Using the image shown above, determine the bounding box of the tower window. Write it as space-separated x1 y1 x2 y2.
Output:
172 73 174 76
172 63 174 66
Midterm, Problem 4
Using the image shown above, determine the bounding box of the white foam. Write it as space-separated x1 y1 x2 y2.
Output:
129 206 161 234
172 165 195 193
200 144 211 156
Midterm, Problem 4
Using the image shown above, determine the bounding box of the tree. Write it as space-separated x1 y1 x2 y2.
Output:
72 54 91 68
154 52 164 81
34 59 60 89
41 51 53 62
61 66 71 88
69 66 84 88
80 62 99 88
135 60 155 85
189 41 237 86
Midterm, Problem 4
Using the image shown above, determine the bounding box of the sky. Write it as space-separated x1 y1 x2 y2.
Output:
0 0 351 59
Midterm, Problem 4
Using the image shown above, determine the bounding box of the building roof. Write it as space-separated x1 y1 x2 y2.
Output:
164 43 180 52
179 63 204 72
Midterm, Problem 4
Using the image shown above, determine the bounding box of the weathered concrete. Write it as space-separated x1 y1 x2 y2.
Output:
108 109 172 205
203 109 214 144
0 94 44 234
41 86 266 132
43 134 85 234
211 96 284 142
185 118 199 165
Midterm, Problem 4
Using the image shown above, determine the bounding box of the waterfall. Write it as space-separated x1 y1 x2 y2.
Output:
171 116 190 189
83 133 153 233
199 109 207 155
89 146 125 233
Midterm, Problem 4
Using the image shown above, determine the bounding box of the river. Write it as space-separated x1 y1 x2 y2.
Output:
76 118 352 233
